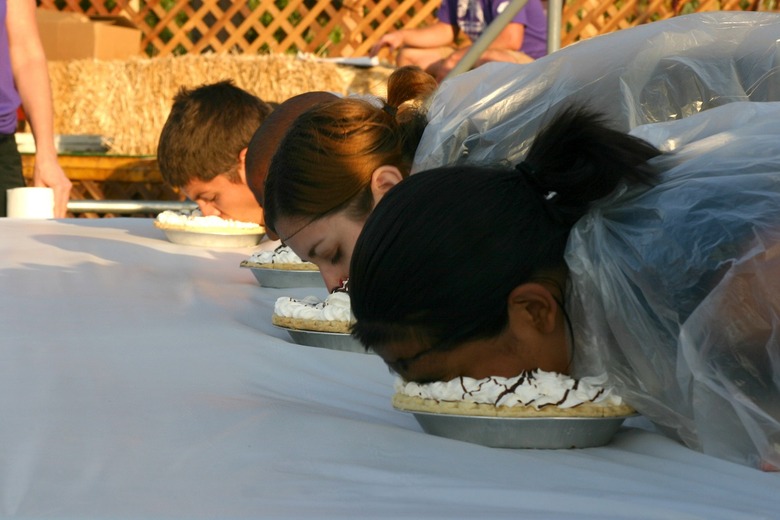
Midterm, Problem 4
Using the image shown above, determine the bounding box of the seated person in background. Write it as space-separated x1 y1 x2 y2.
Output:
348 102 780 470
157 80 273 224
370 0 547 82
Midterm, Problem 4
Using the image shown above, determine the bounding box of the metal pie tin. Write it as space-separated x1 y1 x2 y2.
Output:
406 410 635 449
243 266 324 288
278 326 370 354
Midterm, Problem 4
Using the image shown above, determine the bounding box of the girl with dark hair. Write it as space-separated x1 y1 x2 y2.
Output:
262 13 780 292
351 106 661 381
349 102 780 469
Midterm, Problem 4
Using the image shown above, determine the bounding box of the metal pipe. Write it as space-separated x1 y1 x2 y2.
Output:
547 0 562 54
67 200 198 214
443 0 530 81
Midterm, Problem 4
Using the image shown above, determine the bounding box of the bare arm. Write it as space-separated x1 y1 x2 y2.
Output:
7 1 71 217
370 22 456 56
429 23 531 82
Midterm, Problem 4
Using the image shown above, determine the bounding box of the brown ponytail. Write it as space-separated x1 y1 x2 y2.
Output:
263 66 437 234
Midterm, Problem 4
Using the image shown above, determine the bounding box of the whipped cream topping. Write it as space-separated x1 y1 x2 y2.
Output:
395 369 624 409
156 210 262 230
274 292 354 323
247 245 307 264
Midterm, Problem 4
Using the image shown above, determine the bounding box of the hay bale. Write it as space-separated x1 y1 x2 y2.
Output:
48 54 394 156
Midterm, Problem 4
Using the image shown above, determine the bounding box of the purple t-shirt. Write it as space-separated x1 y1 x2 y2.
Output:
0 0 20 134
437 0 548 59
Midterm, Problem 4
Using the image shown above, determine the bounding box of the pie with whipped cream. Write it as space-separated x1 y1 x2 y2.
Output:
241 245 317 270
272 290 354 333
393 369 635 418
154 210 264 235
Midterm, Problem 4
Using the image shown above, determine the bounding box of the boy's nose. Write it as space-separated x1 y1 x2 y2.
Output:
198 203 220 217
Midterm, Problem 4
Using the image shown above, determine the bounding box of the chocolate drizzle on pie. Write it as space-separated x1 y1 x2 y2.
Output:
553 389 571 406
496 370 531 406
481 370 589 409
394 369 632 417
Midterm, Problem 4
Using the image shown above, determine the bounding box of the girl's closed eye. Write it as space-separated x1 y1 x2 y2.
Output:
330 250 342 265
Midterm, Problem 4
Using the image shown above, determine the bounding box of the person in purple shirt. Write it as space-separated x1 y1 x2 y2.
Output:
370 0 547 82
0 1 70 217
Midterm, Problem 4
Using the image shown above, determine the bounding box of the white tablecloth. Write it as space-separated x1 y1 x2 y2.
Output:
1 218 777 519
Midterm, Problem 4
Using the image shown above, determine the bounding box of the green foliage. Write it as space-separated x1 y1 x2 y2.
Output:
329 26 344 44
678 0 699 15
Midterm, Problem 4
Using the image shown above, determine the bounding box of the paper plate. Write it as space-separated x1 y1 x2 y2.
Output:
160 228 264 248
403 410 635 449
277 326 369 354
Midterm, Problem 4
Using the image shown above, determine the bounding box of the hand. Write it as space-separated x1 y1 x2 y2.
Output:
370 31 406 57
32 154 72 218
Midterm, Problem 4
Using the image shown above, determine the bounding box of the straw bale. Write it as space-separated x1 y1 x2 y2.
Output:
48 53 394 156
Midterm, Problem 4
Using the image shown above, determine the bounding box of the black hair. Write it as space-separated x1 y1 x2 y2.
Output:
349 106 661 353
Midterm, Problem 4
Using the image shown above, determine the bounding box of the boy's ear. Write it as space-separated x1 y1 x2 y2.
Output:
237 147 249 182
507 283 560 335
370 165 404 204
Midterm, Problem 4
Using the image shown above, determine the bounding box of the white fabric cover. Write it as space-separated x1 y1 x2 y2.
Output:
1 218 777 517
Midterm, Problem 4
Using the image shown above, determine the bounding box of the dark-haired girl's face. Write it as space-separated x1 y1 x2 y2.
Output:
275 211 366 292
371 326 571 384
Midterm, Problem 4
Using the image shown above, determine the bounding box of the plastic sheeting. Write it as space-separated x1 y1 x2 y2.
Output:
565 102 780 469
413 11 780 173
410 10 780 470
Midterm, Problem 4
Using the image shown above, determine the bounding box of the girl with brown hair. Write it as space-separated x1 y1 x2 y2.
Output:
263 66 437 291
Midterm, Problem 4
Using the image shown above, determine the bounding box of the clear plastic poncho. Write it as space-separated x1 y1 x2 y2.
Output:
411 12 780 469
566 101 780 470
413 11 780 173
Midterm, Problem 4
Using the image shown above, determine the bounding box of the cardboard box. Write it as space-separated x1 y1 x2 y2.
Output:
36 10 141 61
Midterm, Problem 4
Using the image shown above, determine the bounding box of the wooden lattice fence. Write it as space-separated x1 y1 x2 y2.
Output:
32 0 778 217
561 0 777 46
37 0 440 58
38 0 779 59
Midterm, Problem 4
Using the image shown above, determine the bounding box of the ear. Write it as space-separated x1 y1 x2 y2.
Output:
237 147 248 182
369 165 404 205
506 283 560 336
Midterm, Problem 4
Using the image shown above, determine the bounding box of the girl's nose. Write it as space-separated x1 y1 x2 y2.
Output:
320 268 348 293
